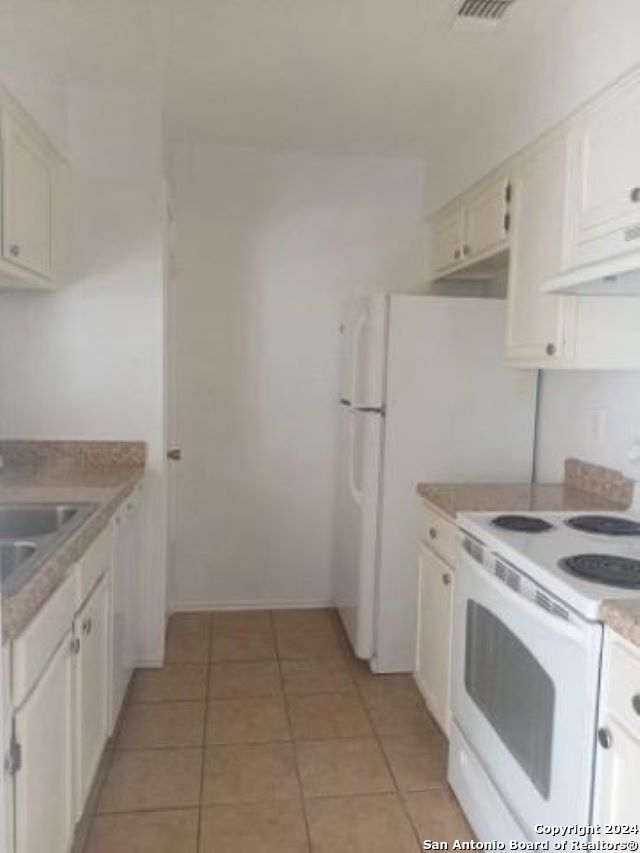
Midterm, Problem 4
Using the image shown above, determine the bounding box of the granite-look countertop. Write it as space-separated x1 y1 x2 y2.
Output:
417 458 640 649
0 441 146 642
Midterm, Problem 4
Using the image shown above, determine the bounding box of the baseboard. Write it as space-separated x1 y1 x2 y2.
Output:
169 599 334 614
135 657 164 669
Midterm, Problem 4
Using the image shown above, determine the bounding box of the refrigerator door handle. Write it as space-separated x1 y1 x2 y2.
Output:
347 411 363 507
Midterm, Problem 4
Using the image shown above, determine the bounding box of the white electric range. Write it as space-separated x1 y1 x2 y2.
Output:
448 509 640 844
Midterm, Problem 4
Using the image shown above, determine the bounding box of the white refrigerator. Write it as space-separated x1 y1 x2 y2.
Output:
333 294 538 673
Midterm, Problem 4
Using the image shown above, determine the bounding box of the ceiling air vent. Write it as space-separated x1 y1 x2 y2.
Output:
454 0 516 30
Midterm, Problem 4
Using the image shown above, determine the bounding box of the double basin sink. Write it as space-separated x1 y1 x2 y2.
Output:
0 503 97 597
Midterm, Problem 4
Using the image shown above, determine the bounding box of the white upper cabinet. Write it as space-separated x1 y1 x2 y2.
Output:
464 174 511 262
0 88 66 289
429 174 510 278
572 75 640 251
432 204 465 274
506 133 576 367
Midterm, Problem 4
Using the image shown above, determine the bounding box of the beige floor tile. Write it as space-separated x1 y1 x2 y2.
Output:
199 801 309 852
202 743 300 804
129 664 208 703
305 793 419 852
296 738 394 798
212 610 273 632
281 659 355 695
210 660 282 698
97 748 202 813
206 696 291 744
288 693 372 740
405 789 474 846
276 627 344 660
381 731 448 791
273 609 335 633
366 690 436 736
355 670 420 705
165 613 210 663
211 627 277 661
84 809 199 852
116 701 205 750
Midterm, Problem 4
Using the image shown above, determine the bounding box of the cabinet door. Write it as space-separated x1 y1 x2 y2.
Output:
14 632 74 853
506 134 577 367
594 717 640 832
574 76 640 245
415 544 453 735
464 175 510 261
431 205 464 274
75 575 110 818
1 110 53 278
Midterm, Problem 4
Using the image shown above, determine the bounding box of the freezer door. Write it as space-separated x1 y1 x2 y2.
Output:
333 404 383 659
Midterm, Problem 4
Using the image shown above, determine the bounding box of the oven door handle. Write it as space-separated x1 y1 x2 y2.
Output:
460 550 588 645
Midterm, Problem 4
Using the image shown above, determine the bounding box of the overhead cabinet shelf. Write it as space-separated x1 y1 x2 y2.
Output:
0 86 67 290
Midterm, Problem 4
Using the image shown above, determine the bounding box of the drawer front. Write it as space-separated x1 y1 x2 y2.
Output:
606 634 640 738
421 503 458 567
12 572 76 708
77 528 112 607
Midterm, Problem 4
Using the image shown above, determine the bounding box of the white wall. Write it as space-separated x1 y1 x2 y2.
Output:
0 84 168 664
167 144 425 609
422 0 640 488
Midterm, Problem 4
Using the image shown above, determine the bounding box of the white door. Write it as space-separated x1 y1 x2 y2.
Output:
431 205 464 273
75 575 110 818
464 175 510 262
594 716 640 831
452 545 602 837
574 76 640 244
507 134 577 366
415 544 453 735
1 110 53 278
14 633 74 853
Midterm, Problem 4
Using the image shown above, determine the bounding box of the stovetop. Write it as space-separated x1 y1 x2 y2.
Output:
459 510 640 620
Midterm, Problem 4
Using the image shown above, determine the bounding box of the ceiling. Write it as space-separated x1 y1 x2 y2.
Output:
0 0 572 157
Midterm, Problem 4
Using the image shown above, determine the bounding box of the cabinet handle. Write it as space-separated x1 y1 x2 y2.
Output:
597 727 613 749
82 617 92 635
545 343 557 357
429 527 438 540
454 249 460 261
463 245 470 257
70 637 81 655
630 187 640 203
632 694 640 716
9 244 20 258
442 573 451 586
504 212 511 233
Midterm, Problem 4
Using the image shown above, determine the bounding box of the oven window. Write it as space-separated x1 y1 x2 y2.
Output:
465 602 555 799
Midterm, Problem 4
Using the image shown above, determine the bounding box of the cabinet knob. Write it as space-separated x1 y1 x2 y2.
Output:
597 727 613 749
70 637 81 655
632 694 640 716
442 573 451 586
630 187 640 203
429 527 437 540
9 244 20 258
545 343 557 357
82 617 92 635
167 448 182 461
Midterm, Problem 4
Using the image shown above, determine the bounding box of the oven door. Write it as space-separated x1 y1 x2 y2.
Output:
451 543 603 838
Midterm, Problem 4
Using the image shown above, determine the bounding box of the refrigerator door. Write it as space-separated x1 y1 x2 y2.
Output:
374 296 538 673
333 296 388 658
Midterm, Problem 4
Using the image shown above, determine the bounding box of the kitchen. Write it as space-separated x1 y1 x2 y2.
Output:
0 0 639 851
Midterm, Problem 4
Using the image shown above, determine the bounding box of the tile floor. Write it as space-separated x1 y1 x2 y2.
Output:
78 609 474 852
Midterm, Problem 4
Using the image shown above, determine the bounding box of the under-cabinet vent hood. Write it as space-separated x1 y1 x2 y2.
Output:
544 248 640 296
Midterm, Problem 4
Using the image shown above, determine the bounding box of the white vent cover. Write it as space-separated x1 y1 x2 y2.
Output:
454 0 516 29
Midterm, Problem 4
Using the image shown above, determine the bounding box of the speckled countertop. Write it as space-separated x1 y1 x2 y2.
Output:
0 441 146 642
417 458 640 649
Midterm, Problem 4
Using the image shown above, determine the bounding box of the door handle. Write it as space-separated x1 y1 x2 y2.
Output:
167 449 182 461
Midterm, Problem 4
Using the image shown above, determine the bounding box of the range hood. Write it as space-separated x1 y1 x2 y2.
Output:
544 248 640 296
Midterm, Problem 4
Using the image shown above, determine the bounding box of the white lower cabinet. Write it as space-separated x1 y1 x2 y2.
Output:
594 631 640 831
74 575 110 818
13 633 75 853
414 506 456 736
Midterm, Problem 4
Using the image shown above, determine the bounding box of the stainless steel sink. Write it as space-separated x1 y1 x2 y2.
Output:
0 542 37 583
0 503 98 598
